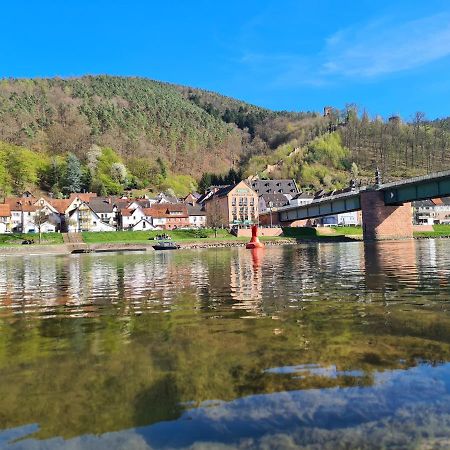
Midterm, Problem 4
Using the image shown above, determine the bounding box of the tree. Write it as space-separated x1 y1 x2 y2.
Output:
156 157 168 179
63 153 82 194
198 173 212 194
5 149 28 195
351 162 359 179
111 162 127 183
33 208 49 244
206 200 226 237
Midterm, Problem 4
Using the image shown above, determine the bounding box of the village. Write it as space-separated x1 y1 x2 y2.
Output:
0 177 449 236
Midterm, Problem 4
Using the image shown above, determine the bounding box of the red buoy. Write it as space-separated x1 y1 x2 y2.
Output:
246 225 265 249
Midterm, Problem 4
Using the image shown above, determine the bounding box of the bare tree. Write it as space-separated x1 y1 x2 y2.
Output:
206 200 227 238
33 208 49 244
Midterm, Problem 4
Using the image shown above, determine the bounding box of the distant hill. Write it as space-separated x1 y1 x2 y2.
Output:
0 75 449 196
0 75 312 175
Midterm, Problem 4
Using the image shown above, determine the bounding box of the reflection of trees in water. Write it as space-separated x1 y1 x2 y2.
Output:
0 244 450 439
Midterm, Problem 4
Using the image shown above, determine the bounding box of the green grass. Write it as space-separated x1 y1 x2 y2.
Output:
328 226 363 236
282 227 318 238
414 224 450 238
81 229 242 244
0 233 64 246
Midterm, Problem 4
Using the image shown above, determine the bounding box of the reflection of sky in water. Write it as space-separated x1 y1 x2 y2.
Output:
1 240 450 449
264 363 364 378
3 363 450 450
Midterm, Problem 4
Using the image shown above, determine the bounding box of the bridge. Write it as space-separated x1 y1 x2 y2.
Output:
278 169 450 241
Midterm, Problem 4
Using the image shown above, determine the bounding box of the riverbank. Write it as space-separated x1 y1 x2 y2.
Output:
0 236 358 255
1 225 450 256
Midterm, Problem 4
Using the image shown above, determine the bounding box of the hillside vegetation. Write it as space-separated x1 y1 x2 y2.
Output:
0 76 449 196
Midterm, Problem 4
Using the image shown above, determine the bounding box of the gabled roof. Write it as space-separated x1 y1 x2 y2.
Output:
156 193 180 203
142 207 165 218
187 204 206 216
292 192 314 200
88 198 115 213
259 193 289 207
0 204 11 217
250 179 299 195
4 197 36 211
214 185 235 198
115 200 130 210
183 192 201 202
196 191 215 205
413 197 450 207
120 208 132 216
69 192 97 202
143 203 189 218
132 218 155 229
49 198 73 213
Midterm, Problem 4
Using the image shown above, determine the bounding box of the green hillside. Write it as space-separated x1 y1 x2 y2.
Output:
0 76 449 197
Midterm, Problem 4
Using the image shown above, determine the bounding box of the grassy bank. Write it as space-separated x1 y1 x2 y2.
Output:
414 224 450 238
282 226 362 240
0 233 64 246
81 229 246 244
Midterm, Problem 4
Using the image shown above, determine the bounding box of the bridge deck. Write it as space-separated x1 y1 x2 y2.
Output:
382 169 450 205
278 169 450 222
279 190 361 222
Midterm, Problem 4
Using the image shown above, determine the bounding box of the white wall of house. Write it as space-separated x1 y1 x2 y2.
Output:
150 217 166 228
121 207 145 229
96 211 116 226
132 219 155 231
321 211 360 226
189 215 206 227
68 208 116 232
39 222 57 233
289 197 314 207
0 222 9 234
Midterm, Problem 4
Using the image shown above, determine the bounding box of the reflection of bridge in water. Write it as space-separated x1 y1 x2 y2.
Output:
279 169 450 241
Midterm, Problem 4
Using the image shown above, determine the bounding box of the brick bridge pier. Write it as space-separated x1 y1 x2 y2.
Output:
360 190 413 241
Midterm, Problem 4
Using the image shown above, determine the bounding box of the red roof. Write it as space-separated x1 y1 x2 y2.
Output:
142 207 165 218
4 197 35 211
120 208 132 216
151 203 188 217
49 198 73 213
69 192 97 202
0 204 11 217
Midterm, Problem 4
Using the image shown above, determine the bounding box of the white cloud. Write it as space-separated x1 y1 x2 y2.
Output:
322 13 450 78
239 12 450 87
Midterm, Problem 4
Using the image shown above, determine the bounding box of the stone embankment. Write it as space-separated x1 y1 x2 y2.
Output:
179 239 296 249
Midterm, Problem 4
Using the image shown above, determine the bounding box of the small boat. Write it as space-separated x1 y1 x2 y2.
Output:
152 241 180 251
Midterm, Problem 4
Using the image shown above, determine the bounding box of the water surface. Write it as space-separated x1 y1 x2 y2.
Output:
0 240 450 449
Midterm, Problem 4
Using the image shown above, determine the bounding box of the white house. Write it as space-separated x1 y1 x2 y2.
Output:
68 203 116 232
120 206 146 230
0 204 11 233
289 192 314 207
187 204 206 228
320 211 360 226
131 218 157 231
88 198 118 228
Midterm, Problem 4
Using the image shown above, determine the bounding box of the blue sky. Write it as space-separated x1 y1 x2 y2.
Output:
2 0 450 119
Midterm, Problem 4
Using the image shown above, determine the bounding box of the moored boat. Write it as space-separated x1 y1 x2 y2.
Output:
152 241 180 251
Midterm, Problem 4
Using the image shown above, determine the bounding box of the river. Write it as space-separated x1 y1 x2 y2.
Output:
0 240 450 449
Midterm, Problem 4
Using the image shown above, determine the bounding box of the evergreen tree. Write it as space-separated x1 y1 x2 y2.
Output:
198 173 212 193
63 153 82 194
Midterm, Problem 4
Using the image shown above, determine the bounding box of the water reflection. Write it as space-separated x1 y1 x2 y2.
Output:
0 241 449 448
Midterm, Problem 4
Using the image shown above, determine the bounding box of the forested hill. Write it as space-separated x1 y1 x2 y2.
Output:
0 75 449 197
